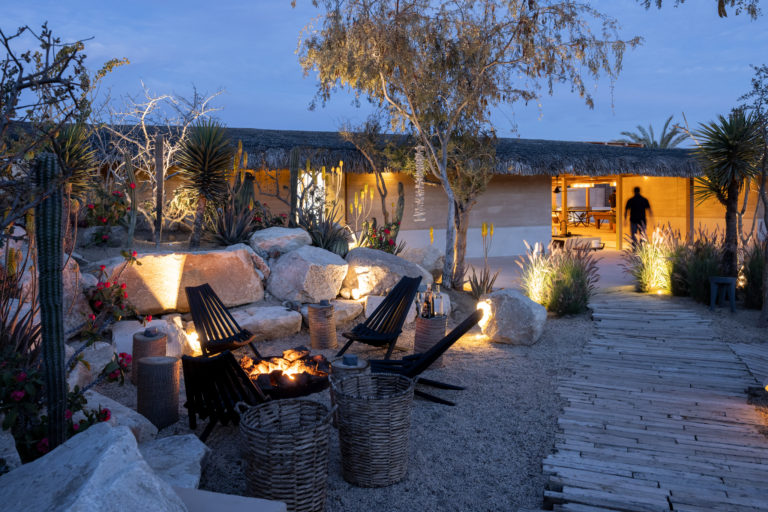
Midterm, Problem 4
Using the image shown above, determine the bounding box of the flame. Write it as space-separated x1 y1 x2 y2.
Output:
247 358 314 381
185 331 202 356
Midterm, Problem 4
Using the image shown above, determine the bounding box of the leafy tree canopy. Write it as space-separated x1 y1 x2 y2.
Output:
637 0 760 18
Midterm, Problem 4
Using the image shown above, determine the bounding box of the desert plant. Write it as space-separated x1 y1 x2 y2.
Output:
0 243 40 367
177 120 234 248
621 227 673 293
686 232 724 304
545 249 600 316
669 243 691 297
123 158 138 247
33 153 67 449
467 222 499 300
517 241 550 304
741 241 764 309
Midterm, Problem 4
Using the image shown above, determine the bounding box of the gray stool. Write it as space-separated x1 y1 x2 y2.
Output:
137 356 180 429
709 276 736 313
131 328 167 385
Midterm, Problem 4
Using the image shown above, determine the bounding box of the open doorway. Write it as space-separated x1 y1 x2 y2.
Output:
551 176 618 250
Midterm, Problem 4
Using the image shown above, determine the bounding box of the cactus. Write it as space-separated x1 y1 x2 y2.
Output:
289 147 300 226
34 153 67 449
124 157 138 248
392 181 405 238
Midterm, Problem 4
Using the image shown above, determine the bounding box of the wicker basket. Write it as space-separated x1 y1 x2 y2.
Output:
239 399 333 512
308 302 337 350
329 357 370 428
414 315 447 368
332 374 415 487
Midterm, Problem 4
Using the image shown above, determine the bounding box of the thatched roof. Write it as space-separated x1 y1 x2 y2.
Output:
79 124 700 177
231 128 700 178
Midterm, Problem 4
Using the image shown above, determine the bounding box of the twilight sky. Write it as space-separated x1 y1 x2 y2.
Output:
4 1 768 144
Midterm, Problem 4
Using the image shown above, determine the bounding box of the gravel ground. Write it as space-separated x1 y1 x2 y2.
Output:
96 312 592 512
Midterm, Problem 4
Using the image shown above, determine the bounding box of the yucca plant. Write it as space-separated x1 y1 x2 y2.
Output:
297 201 351 257
694 111 763 277
177 120 234 248
51 123 97 203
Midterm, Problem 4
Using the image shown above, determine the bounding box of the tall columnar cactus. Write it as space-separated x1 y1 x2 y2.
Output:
392 181 405 238
34 153 67 448
289 147 300 226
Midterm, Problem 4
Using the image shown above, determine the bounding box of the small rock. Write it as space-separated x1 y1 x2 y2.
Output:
300 299 363 327
230 306 302 342
479 289 546 345
0 423 185 511
67 341 116 392
84 390 158 443
0 415 21 473
343 247 432 297
139 434 210 489
267 246 348 303
249 227 311 257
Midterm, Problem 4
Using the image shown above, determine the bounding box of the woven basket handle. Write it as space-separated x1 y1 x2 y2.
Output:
234 401 250 417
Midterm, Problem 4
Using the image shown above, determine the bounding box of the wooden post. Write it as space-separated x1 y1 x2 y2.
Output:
562 176 569 236
154 135 164 246
687 177 695 241
616 175 624 250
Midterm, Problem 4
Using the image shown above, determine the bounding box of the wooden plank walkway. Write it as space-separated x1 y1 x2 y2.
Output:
730 343 768 385
540 291 768 512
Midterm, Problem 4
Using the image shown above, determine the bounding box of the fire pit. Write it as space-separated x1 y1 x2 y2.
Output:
240 346 330 399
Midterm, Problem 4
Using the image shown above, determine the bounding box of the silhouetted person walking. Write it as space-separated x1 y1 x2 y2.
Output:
625 186 652 246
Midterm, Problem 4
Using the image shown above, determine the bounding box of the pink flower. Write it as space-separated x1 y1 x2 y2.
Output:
388 239 395 246
120 304 125 310
131 251 137 257
87 204 94 209
120 283 126 289
94 300 103 309
88 313 96 321
65 409 72 419
15 371 26 383
102 235 109 240
146 315 152 323
72 423 79 431
129 183 136 189
123 292 128 299
10 390 25 401
101 408 111 422
100 217 107 224
108 370 119 379
99 265 106 271
104 282 111 288
36 438 49 454
383 228 391 235
126 206 131 211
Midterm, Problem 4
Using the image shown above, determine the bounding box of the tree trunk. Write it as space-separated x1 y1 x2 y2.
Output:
189 195 207 248
723 180 740 277
760 169 768 325
375 172 389 225
452 203 470 289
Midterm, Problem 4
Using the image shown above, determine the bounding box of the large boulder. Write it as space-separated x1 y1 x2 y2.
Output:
91 244 265 315
249 227 311 257
400 245 445 280
300 299 363 327
67 341 117 392
139 434 209 489
479 289 546 345
0 423 186 511
267 246 347 303
231 305 302 341
83 390 158 443
342 247 433 297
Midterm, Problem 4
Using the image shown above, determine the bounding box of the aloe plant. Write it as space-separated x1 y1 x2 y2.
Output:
34 153 67 448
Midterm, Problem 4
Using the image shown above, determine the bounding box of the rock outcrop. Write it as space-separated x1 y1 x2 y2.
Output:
267 246 347 303
479 289 547 345
342 247 432 297
249 227 311 257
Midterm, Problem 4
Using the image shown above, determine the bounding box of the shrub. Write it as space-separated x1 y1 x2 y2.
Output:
741 241 763 309
545 248 599 316
686 231 723 304
621 227 674 293
83 185 129 245
517 242 598 316
297 202 351 257
360 220 404 255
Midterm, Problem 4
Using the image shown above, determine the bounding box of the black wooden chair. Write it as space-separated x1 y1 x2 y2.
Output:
181 350 267 442
185 283 261 358
369 310 483 406
335 275 422 360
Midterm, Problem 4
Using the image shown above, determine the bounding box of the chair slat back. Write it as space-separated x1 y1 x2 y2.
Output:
363 276 421 335
186 284 246 354
405 310 483 377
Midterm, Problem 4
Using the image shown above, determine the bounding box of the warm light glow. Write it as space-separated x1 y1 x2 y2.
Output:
476 300 492 332
351 288 361 300
764 379 768 393
245 357 314 380
185 331 202 356
570 183 594 188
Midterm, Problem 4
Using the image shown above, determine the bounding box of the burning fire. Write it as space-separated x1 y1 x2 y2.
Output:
240 347 326 381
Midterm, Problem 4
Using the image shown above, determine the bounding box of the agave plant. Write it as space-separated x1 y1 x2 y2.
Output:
297 201 351 257
177 120 234 248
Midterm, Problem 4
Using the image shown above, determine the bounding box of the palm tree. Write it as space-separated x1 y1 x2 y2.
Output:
618 115 688 148
177 120 234 248
694 111 763 277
